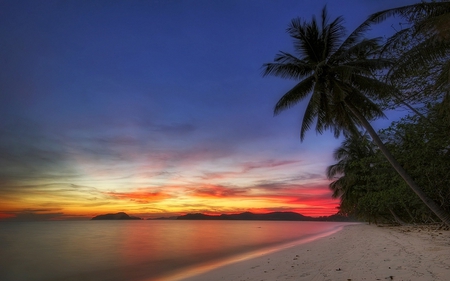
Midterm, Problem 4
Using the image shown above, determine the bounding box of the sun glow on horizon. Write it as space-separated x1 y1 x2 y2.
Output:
0 175 339 220
0 133 341 221
2 0 406 222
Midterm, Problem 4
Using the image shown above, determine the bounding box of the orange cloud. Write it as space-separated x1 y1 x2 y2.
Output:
105 190 172 203
187 184 248 198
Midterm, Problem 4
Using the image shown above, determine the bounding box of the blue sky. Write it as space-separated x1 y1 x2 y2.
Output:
0 0 418 220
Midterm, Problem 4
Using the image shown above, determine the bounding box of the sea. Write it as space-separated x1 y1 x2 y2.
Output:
0 220 352 281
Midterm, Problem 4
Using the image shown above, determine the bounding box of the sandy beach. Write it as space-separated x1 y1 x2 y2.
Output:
180 223 450 281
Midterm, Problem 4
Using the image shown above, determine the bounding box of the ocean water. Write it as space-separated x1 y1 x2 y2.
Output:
0 220 350 281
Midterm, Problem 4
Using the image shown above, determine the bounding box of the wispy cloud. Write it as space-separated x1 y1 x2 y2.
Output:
105 190 173 204
187 184 248 198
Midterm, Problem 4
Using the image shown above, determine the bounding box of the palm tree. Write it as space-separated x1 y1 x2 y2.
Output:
327 133 374 198
359 1 450 111
326 133 374 217
262 6 450 226
327 134 410 225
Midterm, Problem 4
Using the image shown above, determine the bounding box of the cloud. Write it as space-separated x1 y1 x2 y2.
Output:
152 122 196 136
0 208 73 221
105 189 172 203
0 122 78 183
241 159 300 172
188 184 248 198
197 159 302 181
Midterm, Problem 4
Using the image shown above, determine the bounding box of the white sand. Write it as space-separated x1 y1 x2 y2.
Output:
179 224 450 281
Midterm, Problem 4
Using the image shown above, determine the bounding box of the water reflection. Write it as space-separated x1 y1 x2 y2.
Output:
0 221 350 281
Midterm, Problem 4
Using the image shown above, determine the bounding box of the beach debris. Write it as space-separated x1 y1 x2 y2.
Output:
336 268 341 271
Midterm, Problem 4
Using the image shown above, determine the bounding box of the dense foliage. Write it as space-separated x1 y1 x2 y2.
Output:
327 1 450 225
330 105 450 224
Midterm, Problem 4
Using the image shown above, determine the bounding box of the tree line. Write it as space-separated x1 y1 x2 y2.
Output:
263 1 450 226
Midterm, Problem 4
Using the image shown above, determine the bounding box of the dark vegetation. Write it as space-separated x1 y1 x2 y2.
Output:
263 1 450 226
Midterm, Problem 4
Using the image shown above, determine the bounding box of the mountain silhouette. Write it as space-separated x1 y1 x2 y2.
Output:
177 212 354 221
91 212 142 220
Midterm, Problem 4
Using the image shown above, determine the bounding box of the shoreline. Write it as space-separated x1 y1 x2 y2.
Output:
178 223 450 281
160 222 351 281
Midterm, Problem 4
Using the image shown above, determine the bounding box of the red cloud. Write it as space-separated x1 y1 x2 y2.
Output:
184 182 339 217
188 184 248 198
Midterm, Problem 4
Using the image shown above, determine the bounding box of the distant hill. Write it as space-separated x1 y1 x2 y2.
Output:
177 211 355 222
91 212 142 220
148 216 178 220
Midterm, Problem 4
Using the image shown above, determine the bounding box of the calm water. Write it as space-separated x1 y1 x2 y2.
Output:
0 220 350 281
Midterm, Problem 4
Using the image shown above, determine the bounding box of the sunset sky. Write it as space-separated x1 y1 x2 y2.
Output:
0 0 417 220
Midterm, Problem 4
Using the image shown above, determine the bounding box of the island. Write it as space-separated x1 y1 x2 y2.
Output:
91 212 142 220
176 211 355 222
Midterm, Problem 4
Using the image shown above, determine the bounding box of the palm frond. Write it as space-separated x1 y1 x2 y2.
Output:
329 178 346 199
338 21 374 55
363 2 430 25
332 101 360 137
435 60 450 92
332 37 384 67
320 7 345 59
326 161 345 179
274 76 315 115
345 88 386 122
262 52 314 79
380 28 413 56
288 17 322 63
361 2 450 39
349 74 397 100
388 40 450 81
299 83 321 140
315 92 331 136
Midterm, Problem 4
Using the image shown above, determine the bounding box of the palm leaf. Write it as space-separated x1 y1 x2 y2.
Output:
273 76 315 115
262 52 313 79
299 82 321 140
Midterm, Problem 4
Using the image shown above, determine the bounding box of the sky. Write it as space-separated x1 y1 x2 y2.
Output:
0 0 418 220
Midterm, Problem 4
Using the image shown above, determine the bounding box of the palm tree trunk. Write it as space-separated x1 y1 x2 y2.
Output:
346 102 450 227
390 90 426 118
389 208 406 226
401 202 416 223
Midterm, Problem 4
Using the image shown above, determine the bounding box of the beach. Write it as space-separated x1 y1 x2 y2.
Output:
180 224 450 281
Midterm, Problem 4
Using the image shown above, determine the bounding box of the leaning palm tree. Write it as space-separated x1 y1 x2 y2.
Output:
262 6 450 226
